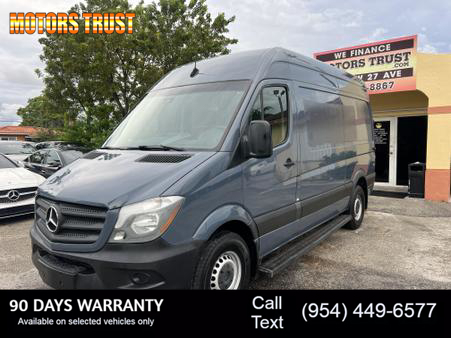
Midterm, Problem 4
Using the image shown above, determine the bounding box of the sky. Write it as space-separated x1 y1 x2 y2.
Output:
0 0 450 126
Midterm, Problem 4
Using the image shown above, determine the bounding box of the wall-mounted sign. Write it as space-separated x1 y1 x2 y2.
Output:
373 122 388 145
314 35 417 94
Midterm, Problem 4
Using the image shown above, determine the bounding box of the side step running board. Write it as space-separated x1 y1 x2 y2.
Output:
258 214 352 277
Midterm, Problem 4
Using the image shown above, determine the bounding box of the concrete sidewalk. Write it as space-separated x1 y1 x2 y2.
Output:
369 195 451 217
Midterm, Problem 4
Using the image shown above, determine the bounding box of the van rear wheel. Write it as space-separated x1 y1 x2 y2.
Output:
192 232 251 290
344 185 365 230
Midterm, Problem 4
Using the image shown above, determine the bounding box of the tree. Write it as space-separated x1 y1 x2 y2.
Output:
17 95 64 129
144 0 238 73
32 0 237 147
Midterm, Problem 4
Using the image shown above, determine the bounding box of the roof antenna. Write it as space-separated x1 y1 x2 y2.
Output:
190 61 199 78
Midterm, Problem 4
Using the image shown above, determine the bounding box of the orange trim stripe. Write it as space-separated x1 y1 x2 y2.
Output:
428 106 451 115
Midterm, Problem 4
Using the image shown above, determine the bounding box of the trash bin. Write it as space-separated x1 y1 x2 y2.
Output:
408 162 426 198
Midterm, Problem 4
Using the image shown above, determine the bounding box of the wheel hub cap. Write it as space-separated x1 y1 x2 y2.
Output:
354 196 362 220
210 251 242 290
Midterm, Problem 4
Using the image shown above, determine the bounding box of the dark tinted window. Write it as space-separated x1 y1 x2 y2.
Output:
250 86 289 147
45 150 62 166
0 154 17 168
29 151 46 164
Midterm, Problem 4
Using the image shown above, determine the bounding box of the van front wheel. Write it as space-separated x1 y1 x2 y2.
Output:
192 232 251 290
344 185 365 230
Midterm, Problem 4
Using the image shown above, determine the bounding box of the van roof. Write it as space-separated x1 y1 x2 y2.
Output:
153 47 362 91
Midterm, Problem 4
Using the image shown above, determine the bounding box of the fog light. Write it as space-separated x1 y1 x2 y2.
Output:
131 272 151 285
113 231 126 241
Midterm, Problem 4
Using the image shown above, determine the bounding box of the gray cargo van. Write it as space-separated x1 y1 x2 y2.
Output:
31 47 375 289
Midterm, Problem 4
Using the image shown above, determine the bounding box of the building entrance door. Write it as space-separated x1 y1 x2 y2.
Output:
396 116 428 186
373 117 397 185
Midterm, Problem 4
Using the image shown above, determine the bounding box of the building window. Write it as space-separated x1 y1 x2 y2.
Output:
0 136 17 141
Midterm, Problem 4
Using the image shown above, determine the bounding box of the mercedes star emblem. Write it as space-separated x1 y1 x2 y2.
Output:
7 190 20 202
45 206 59 233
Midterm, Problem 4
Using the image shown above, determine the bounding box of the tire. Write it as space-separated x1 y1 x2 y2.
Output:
192 231 251 290
344 185 365 230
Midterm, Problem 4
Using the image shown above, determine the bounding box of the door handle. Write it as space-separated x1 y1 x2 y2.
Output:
283 158 295 168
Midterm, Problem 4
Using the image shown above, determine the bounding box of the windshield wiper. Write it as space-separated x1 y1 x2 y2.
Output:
100 146 127 150
136 145 185 151
102 145 185 151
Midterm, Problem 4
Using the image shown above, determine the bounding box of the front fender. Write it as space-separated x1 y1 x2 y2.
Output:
193 204 259 242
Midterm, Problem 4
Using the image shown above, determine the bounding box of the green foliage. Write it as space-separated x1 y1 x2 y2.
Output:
25 0 237 148
33 128 62 142
17 95 63 129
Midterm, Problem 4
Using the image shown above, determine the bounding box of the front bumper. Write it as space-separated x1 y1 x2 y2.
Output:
0 203 34 219
31 225 202 289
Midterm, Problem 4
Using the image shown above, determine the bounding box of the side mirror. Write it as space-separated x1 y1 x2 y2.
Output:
248 120 273 158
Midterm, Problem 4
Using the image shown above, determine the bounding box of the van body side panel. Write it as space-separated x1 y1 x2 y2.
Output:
259 197 348 257
248 67 372 258
296 86 348 200
348 153 375 185
257 72 372 255
340 96 375 184
241 80 298 238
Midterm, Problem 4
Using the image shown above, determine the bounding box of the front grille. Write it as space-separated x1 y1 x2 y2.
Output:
35 197 107 244
37 249 93 274
0 187 37 204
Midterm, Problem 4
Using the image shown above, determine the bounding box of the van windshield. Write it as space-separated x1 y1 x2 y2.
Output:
104 80 250 150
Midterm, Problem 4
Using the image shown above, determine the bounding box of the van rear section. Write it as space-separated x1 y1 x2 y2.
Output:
31 47 375 289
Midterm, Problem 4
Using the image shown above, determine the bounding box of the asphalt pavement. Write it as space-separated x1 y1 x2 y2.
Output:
1 195 450 289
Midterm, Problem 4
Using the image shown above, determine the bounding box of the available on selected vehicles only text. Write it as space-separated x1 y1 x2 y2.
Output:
31 48 375 289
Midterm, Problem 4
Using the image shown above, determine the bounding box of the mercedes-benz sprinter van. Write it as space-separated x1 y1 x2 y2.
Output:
31 47 375 289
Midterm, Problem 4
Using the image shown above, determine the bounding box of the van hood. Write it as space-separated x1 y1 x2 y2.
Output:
38 150 216 208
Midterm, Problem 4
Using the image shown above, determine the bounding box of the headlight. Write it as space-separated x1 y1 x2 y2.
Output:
109 196 184 243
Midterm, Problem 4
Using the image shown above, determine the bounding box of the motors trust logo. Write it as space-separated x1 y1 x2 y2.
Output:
10 12 136 34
